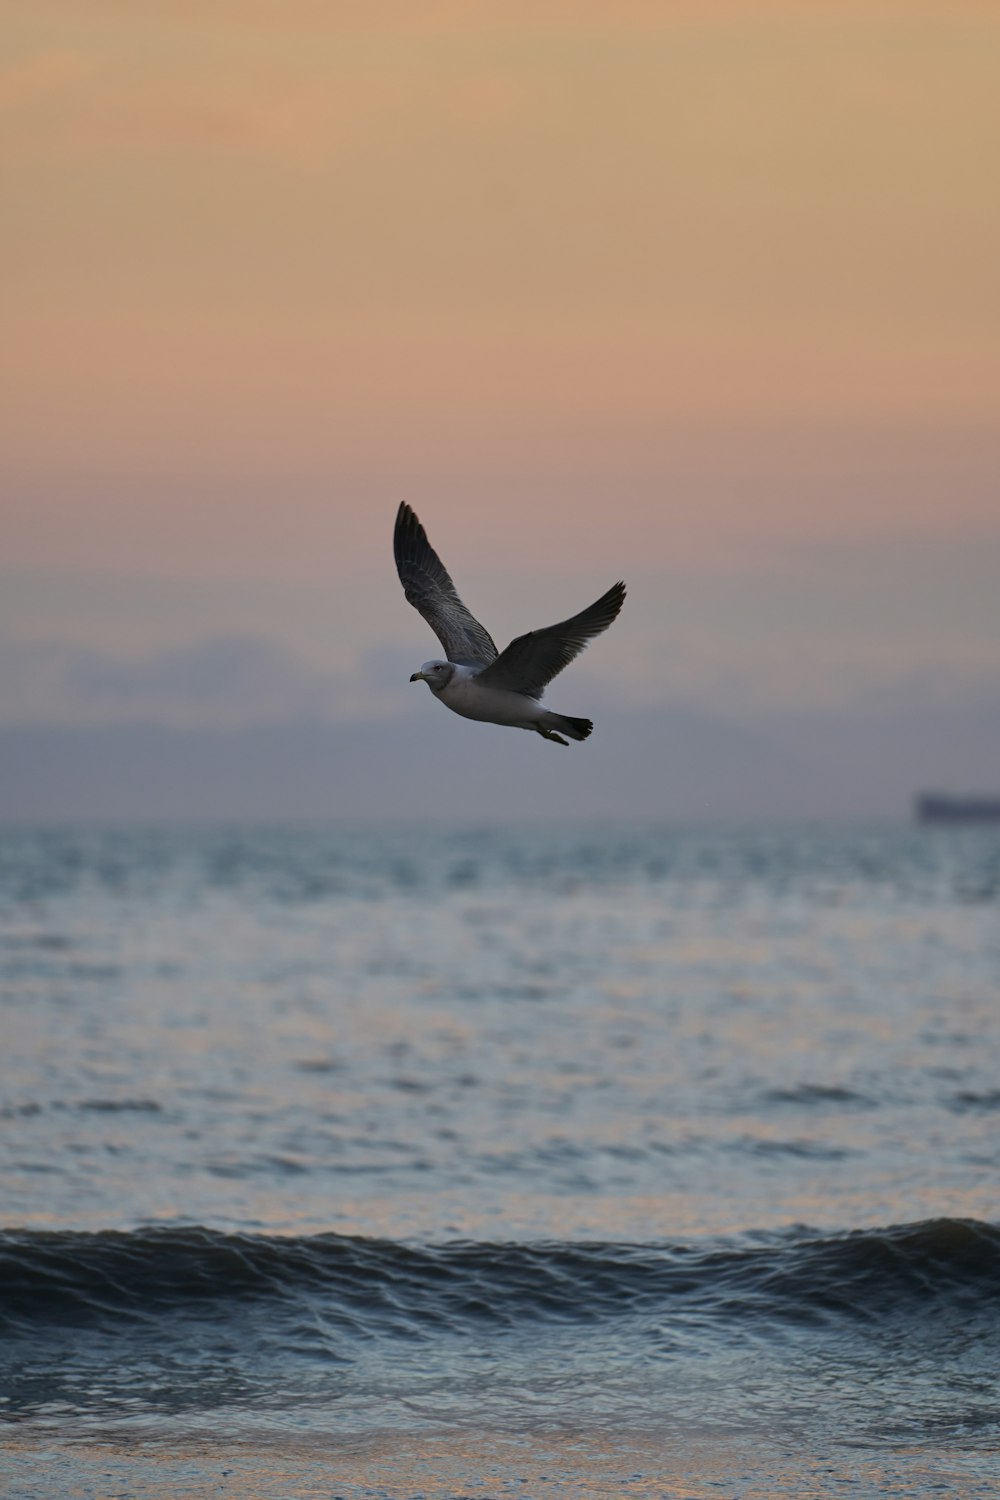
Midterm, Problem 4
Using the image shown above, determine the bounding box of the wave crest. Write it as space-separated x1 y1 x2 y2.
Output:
2 1218 997 1340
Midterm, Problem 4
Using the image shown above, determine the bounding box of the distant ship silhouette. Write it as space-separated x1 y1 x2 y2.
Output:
916 793 1000 823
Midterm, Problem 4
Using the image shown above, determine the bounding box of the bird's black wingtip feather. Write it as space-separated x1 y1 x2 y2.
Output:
597 580 627 620
394 502 416 540
393 502 428 568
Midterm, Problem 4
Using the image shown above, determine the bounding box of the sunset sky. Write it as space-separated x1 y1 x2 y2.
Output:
2 2 998 815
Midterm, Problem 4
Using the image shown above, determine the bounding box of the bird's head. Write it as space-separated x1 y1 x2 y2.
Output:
409 660 456 691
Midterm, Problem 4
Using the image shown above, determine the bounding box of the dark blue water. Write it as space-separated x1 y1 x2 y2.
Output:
1 824 998 1497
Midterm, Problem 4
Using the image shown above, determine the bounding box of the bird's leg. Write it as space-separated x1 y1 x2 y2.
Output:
536 728 569 745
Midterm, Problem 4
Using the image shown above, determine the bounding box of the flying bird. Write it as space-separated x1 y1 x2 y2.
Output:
394 502 626 745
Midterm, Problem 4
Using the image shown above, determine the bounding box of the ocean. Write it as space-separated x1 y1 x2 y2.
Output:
1 823 998 1498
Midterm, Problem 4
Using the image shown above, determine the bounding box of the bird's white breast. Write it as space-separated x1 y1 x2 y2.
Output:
437 666 542 727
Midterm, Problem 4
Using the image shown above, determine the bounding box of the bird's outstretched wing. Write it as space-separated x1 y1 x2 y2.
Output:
394 502 499 666
476 581 626 699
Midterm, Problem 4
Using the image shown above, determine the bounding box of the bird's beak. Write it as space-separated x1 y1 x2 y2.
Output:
409 671 423 683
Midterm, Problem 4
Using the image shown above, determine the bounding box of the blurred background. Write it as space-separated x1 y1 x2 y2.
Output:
3 0 998 821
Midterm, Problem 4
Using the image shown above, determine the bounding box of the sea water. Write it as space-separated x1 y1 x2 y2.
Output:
1 823 998 1497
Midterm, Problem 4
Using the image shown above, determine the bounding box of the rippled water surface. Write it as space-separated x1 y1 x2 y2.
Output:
1 823 998 1497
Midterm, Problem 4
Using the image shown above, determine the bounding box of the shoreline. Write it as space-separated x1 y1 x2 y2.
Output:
4 1425 996 1500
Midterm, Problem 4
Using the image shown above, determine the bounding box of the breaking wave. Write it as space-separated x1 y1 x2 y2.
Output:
2 1217 997 1342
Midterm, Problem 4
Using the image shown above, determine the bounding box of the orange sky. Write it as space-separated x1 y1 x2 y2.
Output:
2 1 998 714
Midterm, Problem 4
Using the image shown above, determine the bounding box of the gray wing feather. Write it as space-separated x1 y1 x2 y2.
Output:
394 503 498 666
476 581 626 699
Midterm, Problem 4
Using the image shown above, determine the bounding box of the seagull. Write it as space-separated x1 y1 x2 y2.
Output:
394 502 626 745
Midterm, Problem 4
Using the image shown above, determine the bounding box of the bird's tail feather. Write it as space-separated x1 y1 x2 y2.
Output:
541 713 593 743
